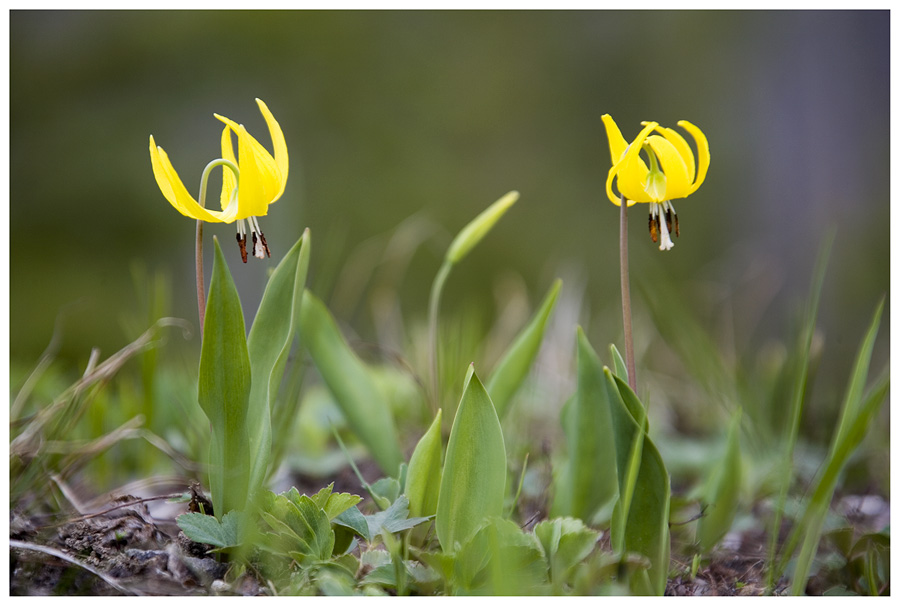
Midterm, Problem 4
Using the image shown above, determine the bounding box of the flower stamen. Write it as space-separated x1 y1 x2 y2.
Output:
649 202 677 251
249 216 270 260
236 220 249 263
664 201 679 237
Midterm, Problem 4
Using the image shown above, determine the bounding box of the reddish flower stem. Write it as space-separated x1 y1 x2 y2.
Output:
196 219 205 337
619 195 637 392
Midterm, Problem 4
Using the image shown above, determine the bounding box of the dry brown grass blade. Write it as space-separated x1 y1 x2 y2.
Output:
10 318 190 460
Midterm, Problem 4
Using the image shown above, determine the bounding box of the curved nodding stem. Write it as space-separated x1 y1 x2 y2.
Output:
194 159 240 335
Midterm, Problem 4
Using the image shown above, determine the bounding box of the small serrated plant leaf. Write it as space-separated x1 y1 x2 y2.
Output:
177 510 246 550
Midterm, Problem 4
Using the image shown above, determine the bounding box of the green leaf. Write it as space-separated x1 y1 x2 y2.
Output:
299 289 403 475
550 328 617 522
767 232 833 589
246 229 310 497
272 493 335 564
486 279 562 418
609 344 628 384
454 517 548 595
176 510 246 550
199 237 251 516
832 297 884 454
370 476 401 506
697 408 743 552
365 494 431 538
310 483 363 521
436 367 507 553
445 191 519 265
335 505 372 543
405 408 444 519
534 517 601 593
787 301 888 595
605 369 671 596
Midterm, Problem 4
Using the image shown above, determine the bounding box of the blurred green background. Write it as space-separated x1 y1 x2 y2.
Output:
10 11 888 413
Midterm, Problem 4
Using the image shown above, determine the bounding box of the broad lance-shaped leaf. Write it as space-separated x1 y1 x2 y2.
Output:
299 290 403 475
697 408 743 552
550 327 617 522
200 237 251 517
405 408 443 519
487 279 562 418
606 370 671 596
246 229 311 498
436 366 506 553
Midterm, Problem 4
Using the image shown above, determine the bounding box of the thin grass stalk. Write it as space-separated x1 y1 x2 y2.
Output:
765 232 833 590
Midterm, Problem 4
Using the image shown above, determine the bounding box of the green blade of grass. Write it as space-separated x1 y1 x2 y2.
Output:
486 279 562 418
696 407 743 552
766 231 833 590
785 300 887 594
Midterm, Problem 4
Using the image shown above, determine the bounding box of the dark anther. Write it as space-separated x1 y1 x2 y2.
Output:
673 211 680 237
649 213 659 243
665 208 673 234
237 233 248 263
258 232 271 258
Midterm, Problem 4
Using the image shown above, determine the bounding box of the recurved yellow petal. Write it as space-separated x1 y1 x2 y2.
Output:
215 113 285 219
149 136 236 223
256 98 289 193
602 114 629 164
150 99 288 231
646 123 696 185
677 120 710 194
644 135 690 199
219 126 238 212
606 121 658 205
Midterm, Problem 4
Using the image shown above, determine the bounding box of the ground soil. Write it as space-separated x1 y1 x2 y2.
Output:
9 472 889 596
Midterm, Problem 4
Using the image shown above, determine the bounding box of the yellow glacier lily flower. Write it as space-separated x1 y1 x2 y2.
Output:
602 114 709 251
149 98 288 262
